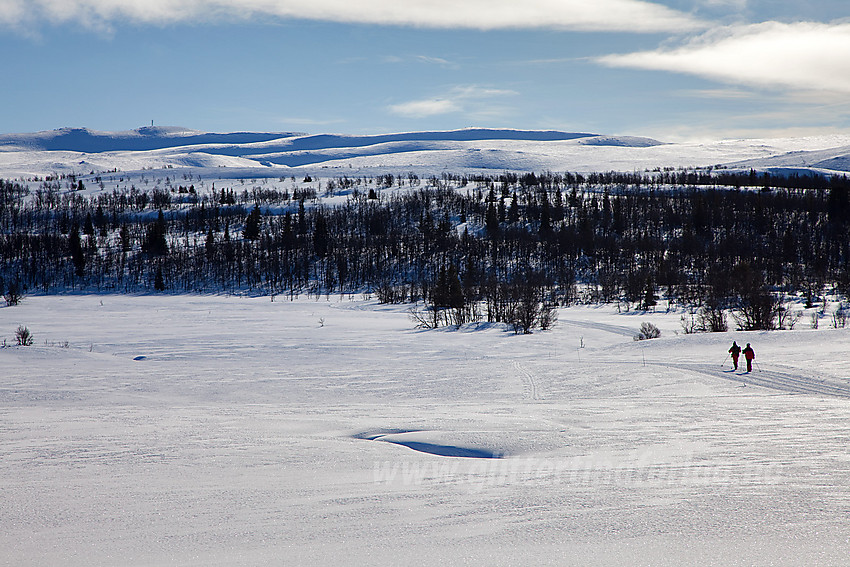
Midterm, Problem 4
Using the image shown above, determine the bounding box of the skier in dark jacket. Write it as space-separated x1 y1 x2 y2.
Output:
728 341 742 370
742 343 755 373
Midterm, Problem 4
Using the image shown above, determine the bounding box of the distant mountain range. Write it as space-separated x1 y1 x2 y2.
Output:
1 126 849 178
0 126 302 153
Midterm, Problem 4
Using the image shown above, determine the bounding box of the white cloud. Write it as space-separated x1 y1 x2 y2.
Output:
698 0 747 8
381 55 457 68
388 85 517 118
413 55 452 66
597 21 850 94
0 0 705 32
679 88 758 99
389 98 462 118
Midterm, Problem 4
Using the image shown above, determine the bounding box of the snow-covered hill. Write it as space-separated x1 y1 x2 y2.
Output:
0 126 302 153
726 142 850 176
4 125 850 180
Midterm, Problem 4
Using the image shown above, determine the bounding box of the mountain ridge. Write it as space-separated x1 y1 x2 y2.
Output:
2 125 850 177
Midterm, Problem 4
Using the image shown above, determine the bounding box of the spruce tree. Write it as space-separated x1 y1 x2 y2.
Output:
154 266 165 291
143 210 168 256
485 201 499 237
69 224 85 277
314 211 330 258
205 227 216 260
243 207 261 240
83 213 95 236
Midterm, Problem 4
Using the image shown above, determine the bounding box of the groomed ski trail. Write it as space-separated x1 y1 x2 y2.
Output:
651 361 850 400
558 318 637 338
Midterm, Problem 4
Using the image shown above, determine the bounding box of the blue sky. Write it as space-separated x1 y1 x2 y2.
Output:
2 0 850 140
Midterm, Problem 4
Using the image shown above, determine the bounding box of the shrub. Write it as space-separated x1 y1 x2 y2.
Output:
698 304 728 332
634 322 661 341
4 281 22 306
15 325 33 346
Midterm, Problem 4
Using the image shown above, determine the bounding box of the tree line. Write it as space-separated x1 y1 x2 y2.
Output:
2 170 849 332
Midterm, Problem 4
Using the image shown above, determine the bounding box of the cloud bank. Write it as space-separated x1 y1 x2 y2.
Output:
598 21 850 94
389 85 517 119
0 0 704 32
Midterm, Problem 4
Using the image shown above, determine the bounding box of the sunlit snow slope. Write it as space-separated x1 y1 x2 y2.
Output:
2 126 850 179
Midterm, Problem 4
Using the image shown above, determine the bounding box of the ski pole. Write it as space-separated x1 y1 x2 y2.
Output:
721 353 730 367
755 361 762 372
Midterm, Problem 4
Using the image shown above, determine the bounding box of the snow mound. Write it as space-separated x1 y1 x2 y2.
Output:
578 135 665 147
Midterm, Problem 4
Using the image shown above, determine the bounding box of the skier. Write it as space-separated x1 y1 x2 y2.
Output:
728 341 741 370
742 343 755 373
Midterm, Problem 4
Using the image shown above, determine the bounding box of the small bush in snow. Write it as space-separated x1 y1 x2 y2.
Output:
634 322 661 341
15 325 33 346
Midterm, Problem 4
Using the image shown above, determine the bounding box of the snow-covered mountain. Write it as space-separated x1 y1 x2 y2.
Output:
2 125 850 179
0 126 302 153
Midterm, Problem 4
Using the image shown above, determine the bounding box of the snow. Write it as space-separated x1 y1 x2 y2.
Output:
2 294 850 565
4 126 850 180
3 124 850 564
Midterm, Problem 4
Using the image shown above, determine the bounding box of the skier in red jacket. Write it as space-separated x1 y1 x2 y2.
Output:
742 343 755 373
728 341 742 370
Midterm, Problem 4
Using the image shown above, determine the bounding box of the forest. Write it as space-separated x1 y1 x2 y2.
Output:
1 169 849 333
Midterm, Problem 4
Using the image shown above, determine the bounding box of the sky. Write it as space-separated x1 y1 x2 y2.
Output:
1 0 850 141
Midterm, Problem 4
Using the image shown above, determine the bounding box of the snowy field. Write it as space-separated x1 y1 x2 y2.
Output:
2 294 850 566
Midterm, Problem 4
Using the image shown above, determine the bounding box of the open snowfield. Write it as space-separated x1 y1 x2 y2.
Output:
2 294 850 566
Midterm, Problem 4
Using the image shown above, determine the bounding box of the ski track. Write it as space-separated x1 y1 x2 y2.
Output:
651 361 850 400
514 361 543 401
558 318 637 337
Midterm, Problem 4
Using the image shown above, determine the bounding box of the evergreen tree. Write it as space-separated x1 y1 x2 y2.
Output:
119 224 131 253
83 213 95 236
154 266 165 291
539 196 552 238
508 193 519 224
446 265 465 311
69 224 85 277
243 207 261 240
205 227 216 260
485 201 499 237
827 185 850 227
313 211 330 258
142 210 169 256
281 212 295 249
